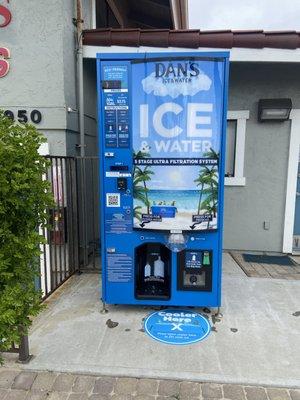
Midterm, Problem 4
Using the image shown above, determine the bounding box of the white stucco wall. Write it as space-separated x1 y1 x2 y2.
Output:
1 1 67 154
0 0 95 156
224 62 300 252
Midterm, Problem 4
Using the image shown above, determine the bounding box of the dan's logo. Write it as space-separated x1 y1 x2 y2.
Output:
155 62 200 78
142 62 211 99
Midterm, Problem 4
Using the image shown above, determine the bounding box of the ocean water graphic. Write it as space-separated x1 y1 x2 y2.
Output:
135 189 207 212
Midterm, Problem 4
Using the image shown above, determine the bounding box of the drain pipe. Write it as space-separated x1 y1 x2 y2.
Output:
76 0 84 158
76 0 88 269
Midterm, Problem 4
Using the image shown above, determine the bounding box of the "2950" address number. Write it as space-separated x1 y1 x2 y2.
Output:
4 109 42 124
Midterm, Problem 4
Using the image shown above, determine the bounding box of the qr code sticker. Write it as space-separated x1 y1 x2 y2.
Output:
106 193 120 207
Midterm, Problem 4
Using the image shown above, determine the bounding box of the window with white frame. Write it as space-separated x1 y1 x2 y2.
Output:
226 120 237 178
225 111 249 186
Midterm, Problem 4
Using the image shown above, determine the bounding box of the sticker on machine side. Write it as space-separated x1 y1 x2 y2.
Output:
105 212 132 234
107 253 133 282
106 193 120 207
106 172 131 178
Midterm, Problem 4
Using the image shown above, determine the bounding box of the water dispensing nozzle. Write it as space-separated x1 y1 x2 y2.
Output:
166 231 187 253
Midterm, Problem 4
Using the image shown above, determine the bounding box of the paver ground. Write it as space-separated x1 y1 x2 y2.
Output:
0 369 300 400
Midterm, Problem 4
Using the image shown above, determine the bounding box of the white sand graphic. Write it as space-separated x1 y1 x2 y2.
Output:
134 210 217 231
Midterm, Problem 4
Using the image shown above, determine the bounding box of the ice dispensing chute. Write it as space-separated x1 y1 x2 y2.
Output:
166 231 187 253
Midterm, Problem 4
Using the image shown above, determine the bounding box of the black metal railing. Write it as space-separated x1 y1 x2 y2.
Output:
4 156 100 363
75 156 100 272
38 156 100 299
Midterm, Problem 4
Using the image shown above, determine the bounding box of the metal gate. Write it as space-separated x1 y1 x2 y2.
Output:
38 156 100 299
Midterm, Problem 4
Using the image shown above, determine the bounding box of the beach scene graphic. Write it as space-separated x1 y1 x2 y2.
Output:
132 59 223 231
133 149 219 231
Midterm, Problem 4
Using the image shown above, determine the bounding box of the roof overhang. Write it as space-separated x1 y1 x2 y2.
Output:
82 28 300 62
83 45 300 63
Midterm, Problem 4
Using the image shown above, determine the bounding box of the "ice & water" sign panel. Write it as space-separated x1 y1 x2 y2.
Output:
132 57 226 231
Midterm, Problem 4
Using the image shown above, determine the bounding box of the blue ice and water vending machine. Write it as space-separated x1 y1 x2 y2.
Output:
97 52 229 308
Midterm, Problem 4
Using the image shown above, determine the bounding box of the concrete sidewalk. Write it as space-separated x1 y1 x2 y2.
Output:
22 253 300 388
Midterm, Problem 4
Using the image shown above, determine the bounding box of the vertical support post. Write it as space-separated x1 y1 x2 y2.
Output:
77 50 84 158
76 0 85 158
76 0 88 268
80 157 88 268
72 158 80 272
91 158 97 269
18 335 31 363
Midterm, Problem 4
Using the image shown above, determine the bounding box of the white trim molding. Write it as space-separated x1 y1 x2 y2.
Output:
283 109 300 254
225 110 249 187
225 176 246 186
84 45 300 63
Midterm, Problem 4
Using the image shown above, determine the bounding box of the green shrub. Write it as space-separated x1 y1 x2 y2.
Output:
0 111 53 362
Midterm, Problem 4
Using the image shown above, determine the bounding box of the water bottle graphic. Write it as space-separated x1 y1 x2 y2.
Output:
144 262 151 278
154 256 164 278
203 251 210 265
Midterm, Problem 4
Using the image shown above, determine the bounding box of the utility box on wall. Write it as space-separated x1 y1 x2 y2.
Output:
97 52 229 307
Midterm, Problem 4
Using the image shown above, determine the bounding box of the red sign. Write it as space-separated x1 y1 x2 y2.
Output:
0 1 11 78
0 1 11 28
0 47 10 77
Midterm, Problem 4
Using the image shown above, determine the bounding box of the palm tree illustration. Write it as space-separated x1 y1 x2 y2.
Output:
194 168 211 215
204 147 219 161
202 148 219 226
191 148 219 230
133 149 154 220
134 149 150 160
133 176 148 221
200 199 217 229
202 166 218 216
133 205 143 222
202 185 218 217
134 166 153 214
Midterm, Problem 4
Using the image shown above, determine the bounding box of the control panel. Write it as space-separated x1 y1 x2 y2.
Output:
177 250 212 291
101 62 133 235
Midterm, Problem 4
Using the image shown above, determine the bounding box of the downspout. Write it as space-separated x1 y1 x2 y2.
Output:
76 0 85 158
76 0 88 268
